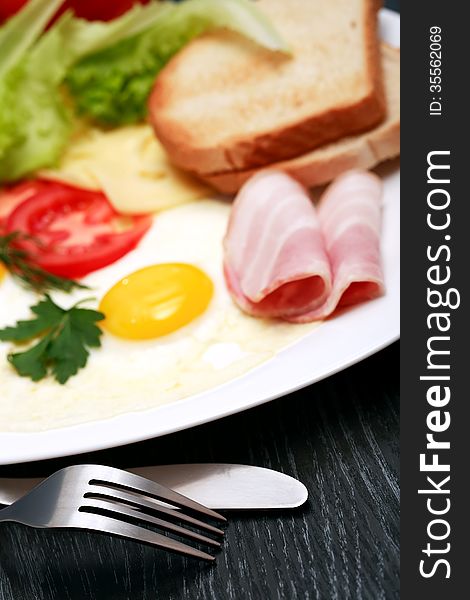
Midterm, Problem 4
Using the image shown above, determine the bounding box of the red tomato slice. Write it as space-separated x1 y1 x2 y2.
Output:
65 0 150 22
5 180 152 279
0 180 55 233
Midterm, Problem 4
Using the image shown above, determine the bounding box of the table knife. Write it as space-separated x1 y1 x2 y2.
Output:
0 463 308 510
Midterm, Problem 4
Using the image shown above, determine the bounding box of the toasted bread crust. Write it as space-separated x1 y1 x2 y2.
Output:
202 119 399 192
201 45 399 193
149 0 385 173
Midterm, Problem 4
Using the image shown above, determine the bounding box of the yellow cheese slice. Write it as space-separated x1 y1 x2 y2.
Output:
41 124 211 214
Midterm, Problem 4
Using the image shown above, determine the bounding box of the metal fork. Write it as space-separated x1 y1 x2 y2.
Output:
0 465 226 561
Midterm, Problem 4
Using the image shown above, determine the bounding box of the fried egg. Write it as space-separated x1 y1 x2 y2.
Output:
0 199 316 432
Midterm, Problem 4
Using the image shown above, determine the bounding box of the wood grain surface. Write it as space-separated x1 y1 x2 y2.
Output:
0 341 399 600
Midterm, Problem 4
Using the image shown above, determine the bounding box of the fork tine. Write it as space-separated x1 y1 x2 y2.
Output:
86 486 224 536
89 466 226 522
81 499 221 548
71 512 216 561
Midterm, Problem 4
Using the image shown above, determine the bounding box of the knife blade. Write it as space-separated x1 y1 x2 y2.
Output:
0 464 308 510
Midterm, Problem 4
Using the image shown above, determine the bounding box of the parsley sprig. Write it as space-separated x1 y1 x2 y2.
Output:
0 295 104 384
0 232 87 293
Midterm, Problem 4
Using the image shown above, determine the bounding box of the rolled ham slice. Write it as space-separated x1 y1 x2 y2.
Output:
223 169 384 322
288 170 384 321
224 171 332 318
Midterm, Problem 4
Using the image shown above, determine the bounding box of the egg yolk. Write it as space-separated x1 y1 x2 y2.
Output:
0 262 6 283
99 264 214 340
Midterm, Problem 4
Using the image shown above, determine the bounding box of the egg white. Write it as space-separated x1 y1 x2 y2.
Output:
0 199 316 432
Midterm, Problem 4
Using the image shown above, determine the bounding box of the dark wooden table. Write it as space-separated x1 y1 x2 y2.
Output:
0 341 399 600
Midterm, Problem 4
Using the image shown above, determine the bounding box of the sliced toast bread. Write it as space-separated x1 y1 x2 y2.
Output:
202 44 400 193
149 0 385 173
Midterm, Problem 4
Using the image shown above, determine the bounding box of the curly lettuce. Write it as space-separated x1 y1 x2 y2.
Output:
65 0 289 126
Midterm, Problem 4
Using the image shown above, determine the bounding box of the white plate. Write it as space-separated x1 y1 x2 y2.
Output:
0 9 399 465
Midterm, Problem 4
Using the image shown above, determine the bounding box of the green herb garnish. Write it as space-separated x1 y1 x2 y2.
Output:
0 295 104 384
0 232 86 293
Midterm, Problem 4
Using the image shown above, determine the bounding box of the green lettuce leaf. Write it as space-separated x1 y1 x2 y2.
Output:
0 14 73 182
56 1 170 61
0 74 22 158
0 0 63 78
0 0 66 180
65 0 289 126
